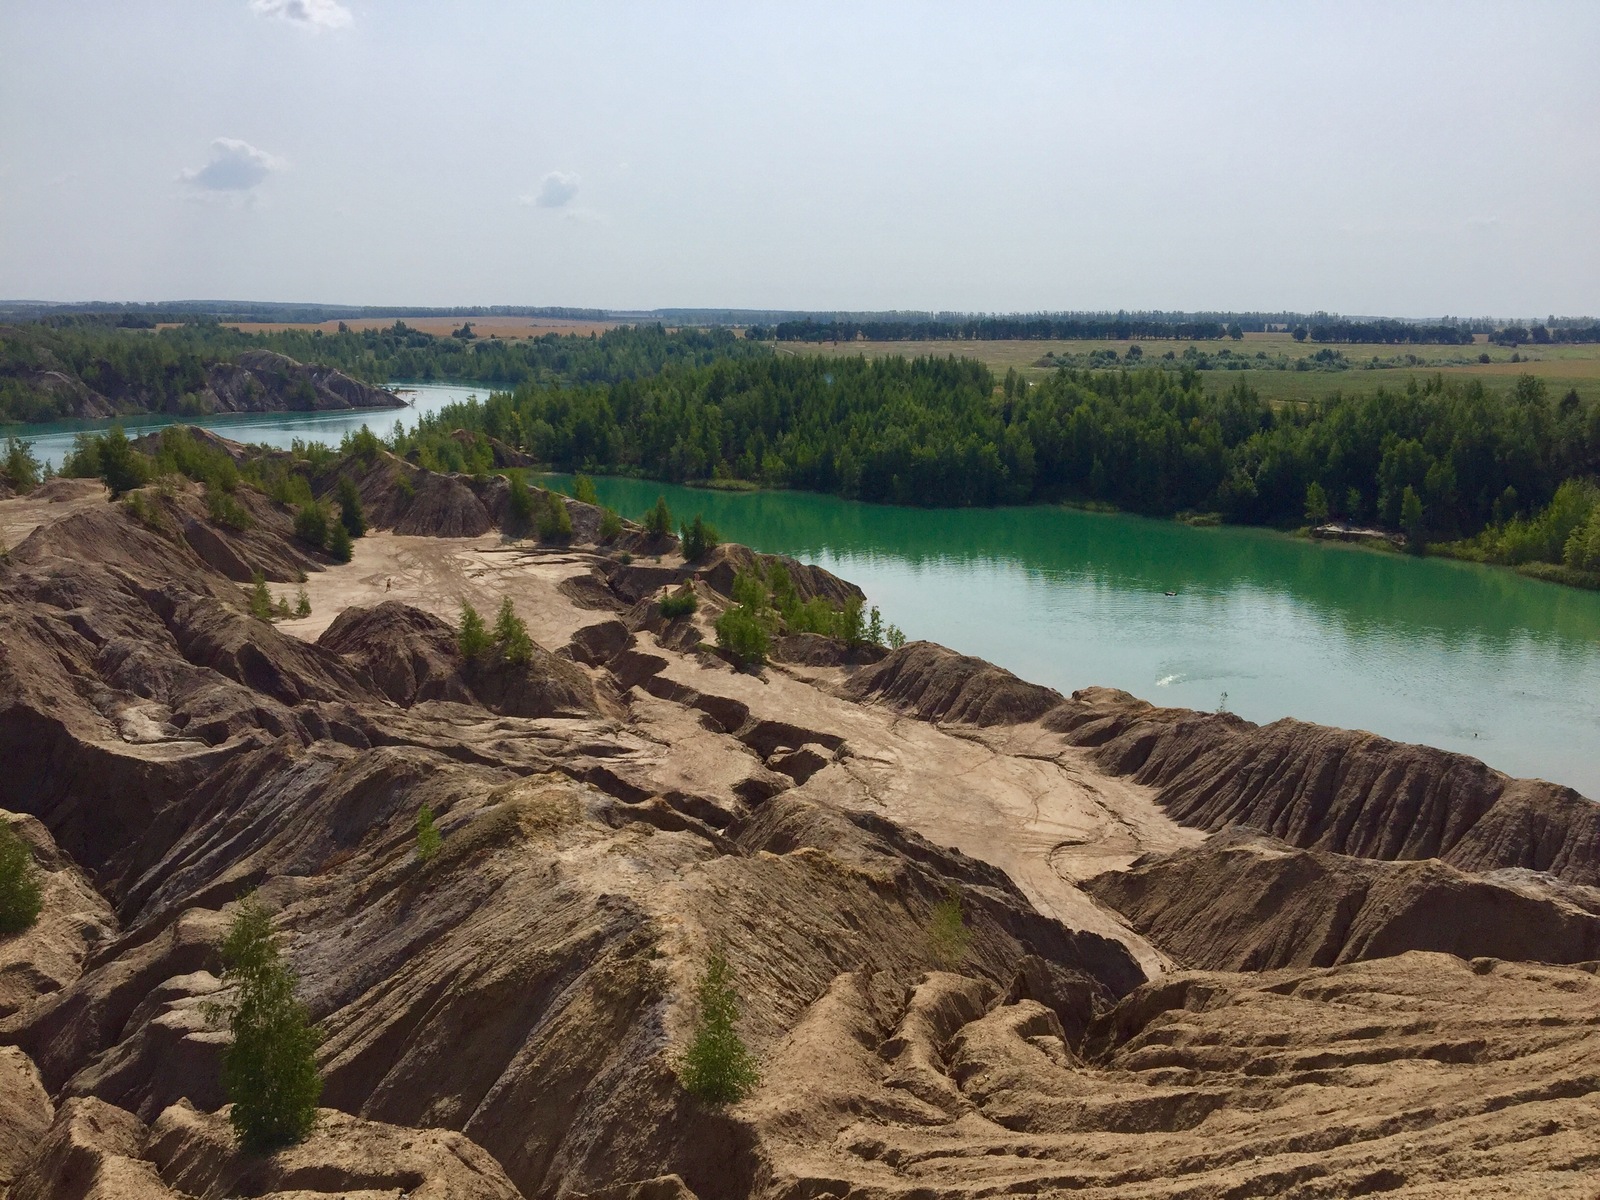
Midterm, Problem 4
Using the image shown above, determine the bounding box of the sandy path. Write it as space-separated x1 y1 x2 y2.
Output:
648 650 1197 976
0 478 108 547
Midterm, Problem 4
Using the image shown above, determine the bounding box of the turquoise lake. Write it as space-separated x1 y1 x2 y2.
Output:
9 382 1600 797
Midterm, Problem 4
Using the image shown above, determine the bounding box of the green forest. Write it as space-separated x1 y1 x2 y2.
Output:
5 319 1599 587
0 321 765 421
397 355 1593 524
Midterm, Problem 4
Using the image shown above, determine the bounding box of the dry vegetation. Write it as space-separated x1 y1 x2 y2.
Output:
777 330 1600 406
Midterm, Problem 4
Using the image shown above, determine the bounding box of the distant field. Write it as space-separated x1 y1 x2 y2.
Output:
775 331 1600 406
165 316 622 340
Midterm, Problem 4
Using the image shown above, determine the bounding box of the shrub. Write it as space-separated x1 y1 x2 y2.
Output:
680 514 720 563
660 585 698 619
598 506 623 541
537 491 573 542
98 426 147 498
677 949 760 1105
1565 507 1600 572
0 821 43 935
644 495 674 538
493 596 534 665
505 473 535 535
295 587 311 619
715 604 770 670
63 431 103 479
208 488 254 531
730 567 768 611
2 436 40 493
573 474 600 505
340 425 383 465
336 477 367 538
415 803 442 862
326 520 354 564
123 490 165 531
247 573 275 622
886 624 907 650
926 889 971 968
294 502 330 548
212 896 322 1152
838 596 867 647
458 602 491 660
275 595 291 619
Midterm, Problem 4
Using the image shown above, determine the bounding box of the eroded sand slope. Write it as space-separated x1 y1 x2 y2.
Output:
1 445 1597 1198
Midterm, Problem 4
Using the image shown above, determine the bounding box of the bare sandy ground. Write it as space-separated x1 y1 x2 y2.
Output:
0 478 107 548
277 530 1200 973
2 485 1195 974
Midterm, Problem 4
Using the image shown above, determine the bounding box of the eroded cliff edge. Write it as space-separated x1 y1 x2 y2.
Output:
2 440 1598 1199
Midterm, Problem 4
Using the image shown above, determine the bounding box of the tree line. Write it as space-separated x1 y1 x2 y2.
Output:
753 316 1236 342
389 354 1600 548
0 321 768 422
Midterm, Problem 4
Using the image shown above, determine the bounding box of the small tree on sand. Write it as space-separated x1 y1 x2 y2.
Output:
458 601 491 660
415 803 442 862
211 896 322 1152
644 495 674 539
0 822 43 936
248 573 275 622
493 596 534 665
678 949 760 1104
926 888 971 968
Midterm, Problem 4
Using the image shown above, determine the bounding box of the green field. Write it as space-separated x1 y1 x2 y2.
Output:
774 331 1600 407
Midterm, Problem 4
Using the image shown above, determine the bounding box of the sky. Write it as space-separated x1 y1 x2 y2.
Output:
1 1 1596 317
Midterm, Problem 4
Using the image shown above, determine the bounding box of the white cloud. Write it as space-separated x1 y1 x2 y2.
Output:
178 138 286 192
249 0 353 29
523 171 580 209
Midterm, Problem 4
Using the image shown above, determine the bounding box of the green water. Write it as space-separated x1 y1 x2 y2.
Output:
550 474 1600 798
8 387 1599 796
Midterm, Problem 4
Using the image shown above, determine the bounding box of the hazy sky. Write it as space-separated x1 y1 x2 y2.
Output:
2 1 1596 316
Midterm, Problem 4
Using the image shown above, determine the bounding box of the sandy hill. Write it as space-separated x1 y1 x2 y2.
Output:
1 440 1598 1198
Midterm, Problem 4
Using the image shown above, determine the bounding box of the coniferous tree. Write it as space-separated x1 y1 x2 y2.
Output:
678 949 759 1104
457 601 491 659
644 496 674 538
326 520 353 563
98 425 145 497
0 822 43 936
212 896 322 1152
336 477 367 538
492 596 533 664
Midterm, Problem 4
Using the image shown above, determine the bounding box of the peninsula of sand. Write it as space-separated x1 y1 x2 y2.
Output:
2 429 1599 1199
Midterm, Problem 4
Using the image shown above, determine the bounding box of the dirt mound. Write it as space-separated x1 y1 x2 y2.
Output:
9 1096 522 1199
0 1048 51 1192
0 812 117 1022
209 350 404 414
746 952 1600 1198
692 542 864 608
24 352 402 421
1087 827 1600 970
319 600 609 717
1044 688 1600 886
12 466 1600 1199
843 640 1064 725
317 601 478 706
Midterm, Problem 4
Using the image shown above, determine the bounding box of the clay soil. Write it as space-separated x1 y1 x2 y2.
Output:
2 446 1599 1199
